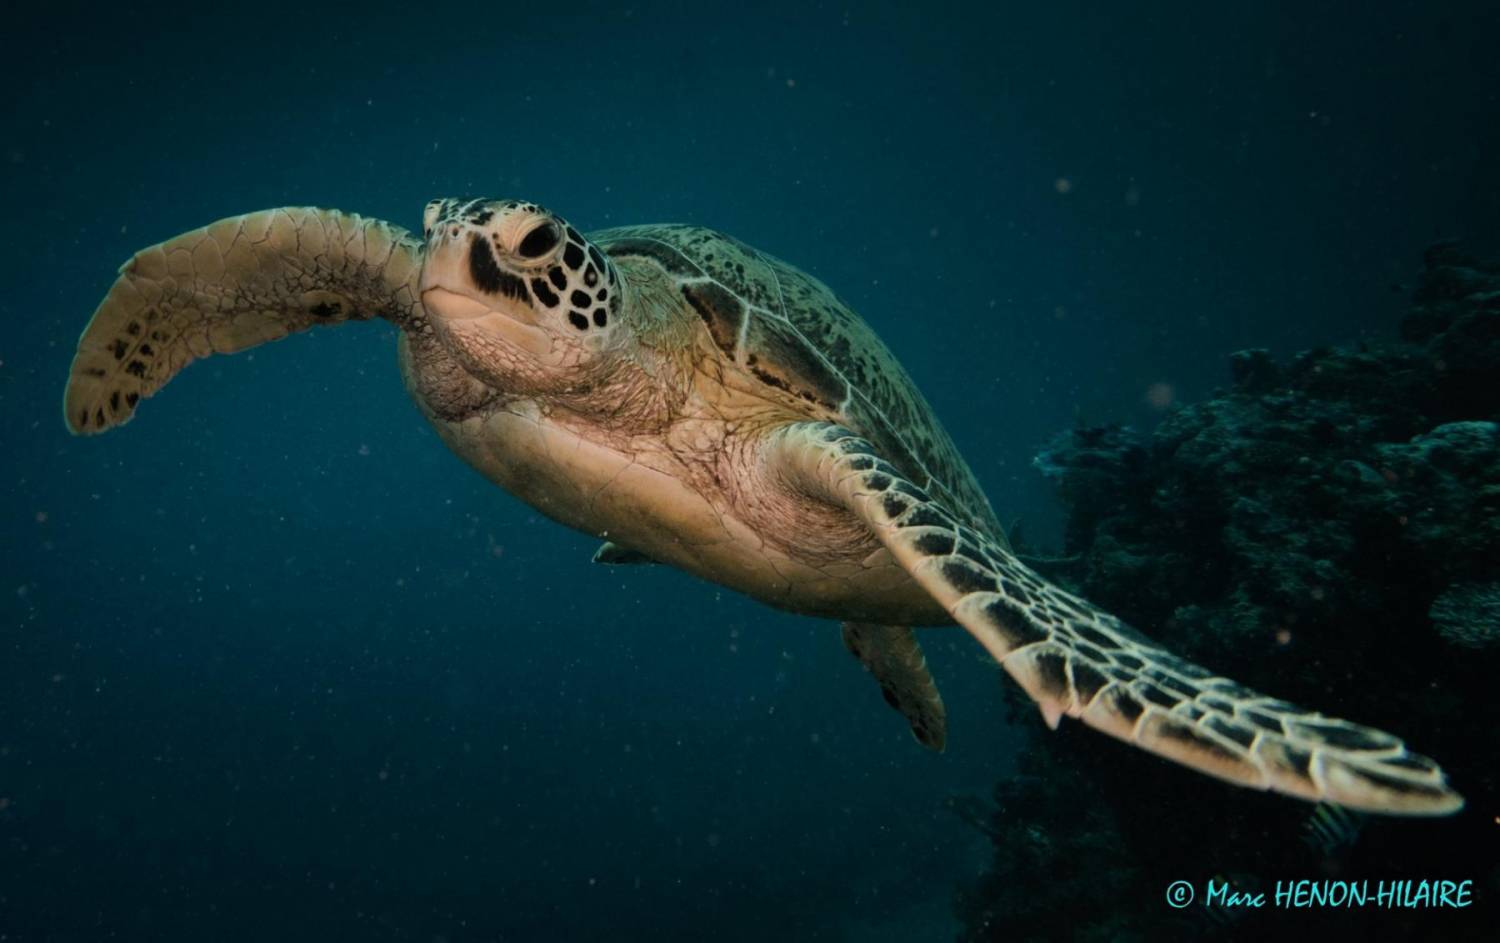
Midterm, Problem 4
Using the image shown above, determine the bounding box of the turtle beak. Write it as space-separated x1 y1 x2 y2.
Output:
418 229 478 310
420 287 492 321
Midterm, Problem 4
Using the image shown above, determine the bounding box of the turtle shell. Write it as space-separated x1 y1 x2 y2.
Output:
594 224 1003 541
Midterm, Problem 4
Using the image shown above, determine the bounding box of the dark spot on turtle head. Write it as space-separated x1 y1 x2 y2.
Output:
125 392 139 407
531 278 560 307
109 391 120 411
548 267 568 290
592 308 608 328
596 288 608 301
584 264 598 287
110 339 128 360
567 311 589 330
468 233 528 301
570 289 592 308
563 242 585 269
125 321 141 336
125 361 146 378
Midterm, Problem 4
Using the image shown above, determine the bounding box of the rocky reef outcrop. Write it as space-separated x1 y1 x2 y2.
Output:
955 245 1499 940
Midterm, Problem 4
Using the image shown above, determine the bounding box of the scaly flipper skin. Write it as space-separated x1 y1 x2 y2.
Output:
64 207 424 434
842 623 947 751
772 422 1463 815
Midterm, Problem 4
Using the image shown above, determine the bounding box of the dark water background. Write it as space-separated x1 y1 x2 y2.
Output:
2 2 1496 939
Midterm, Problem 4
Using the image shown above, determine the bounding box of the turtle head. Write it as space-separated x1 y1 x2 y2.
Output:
418 198 625 393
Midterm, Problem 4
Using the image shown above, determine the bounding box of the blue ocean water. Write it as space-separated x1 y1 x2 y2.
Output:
2 2 1496 940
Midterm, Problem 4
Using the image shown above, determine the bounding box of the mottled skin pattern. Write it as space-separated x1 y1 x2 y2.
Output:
63 200 1463 815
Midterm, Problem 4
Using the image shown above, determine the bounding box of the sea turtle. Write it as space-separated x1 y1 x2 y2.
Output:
63 199 1462 815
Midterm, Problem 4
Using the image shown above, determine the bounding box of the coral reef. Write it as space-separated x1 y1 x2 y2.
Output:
955 246 1500 940
1429 582 1500 651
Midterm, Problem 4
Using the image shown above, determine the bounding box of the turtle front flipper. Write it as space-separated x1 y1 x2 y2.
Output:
64 207 424 434
770 422 1464 816
843 622 947 752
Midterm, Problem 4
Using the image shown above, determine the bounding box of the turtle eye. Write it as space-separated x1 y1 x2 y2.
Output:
516 222 561 259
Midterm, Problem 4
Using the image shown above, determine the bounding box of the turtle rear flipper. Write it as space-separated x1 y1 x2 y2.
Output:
772 422 1464 816
64 207 424 434
592 541 659 565
843 622 947 751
